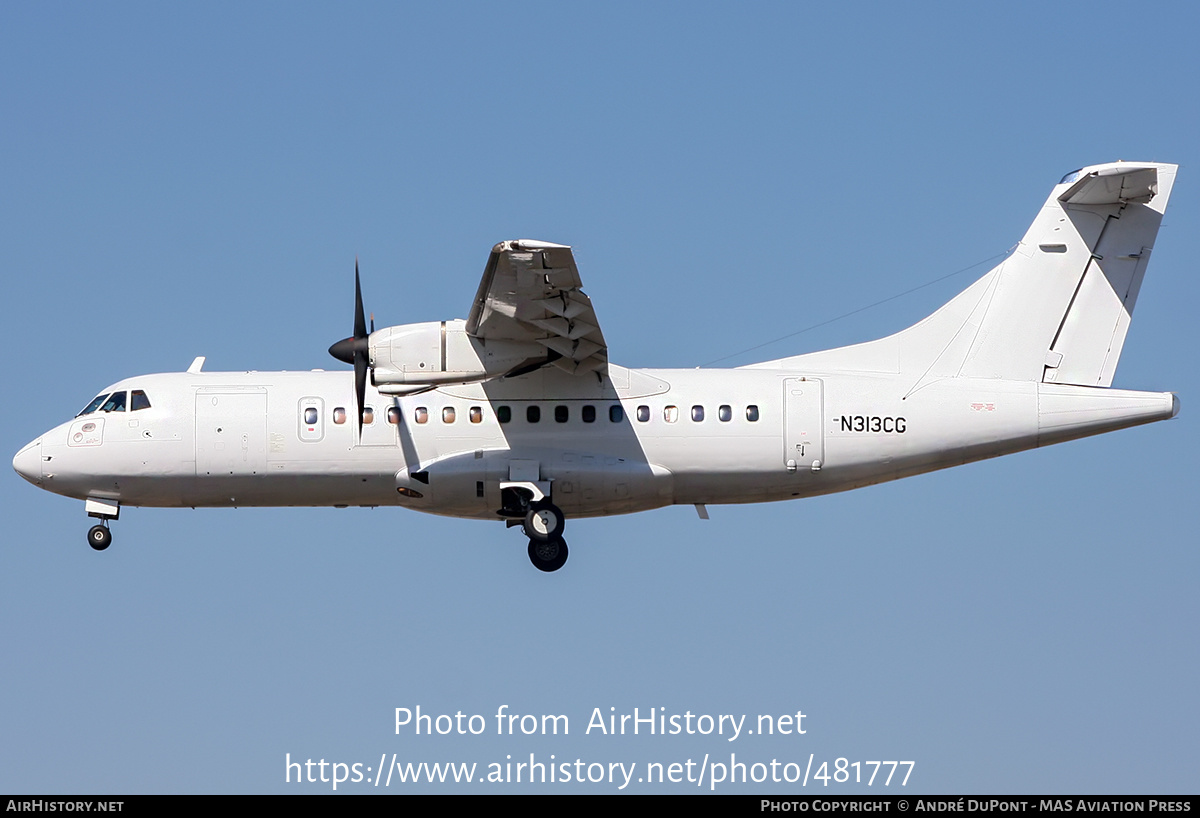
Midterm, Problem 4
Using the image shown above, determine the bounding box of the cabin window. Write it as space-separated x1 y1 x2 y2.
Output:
497 405 512 424
582 405 596 423
610 405 624 423
664 405 678 423
387 407 401 424
719 404 732 422
363 407 375 425
442 407 456 423
527 405 541 423
746 405 760 422
415 407 429 424
131 390 151 411
303 407 318 425
101 392 127 412
470 406 483 424
555 405 569 423
333 407 347 425
78 394 109 417
691 405 704 422
637 405 650 422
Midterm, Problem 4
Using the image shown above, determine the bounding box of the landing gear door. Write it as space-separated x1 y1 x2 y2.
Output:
784 378 824 473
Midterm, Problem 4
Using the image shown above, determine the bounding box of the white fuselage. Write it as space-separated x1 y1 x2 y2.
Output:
14 362 1176 523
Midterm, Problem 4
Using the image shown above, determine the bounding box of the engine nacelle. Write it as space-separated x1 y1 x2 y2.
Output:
369 319 545 386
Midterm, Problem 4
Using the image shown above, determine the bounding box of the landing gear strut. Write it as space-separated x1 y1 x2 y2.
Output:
87 524 112 551
527 537 569 572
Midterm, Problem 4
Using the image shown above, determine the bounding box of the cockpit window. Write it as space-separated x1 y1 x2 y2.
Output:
100 392 127 412
78 394 109 417
77 389 149 417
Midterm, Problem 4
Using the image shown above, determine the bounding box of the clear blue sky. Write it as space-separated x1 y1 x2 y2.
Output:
3 1 1198 793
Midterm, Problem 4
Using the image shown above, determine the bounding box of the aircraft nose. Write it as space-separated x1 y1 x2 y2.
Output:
13 438 43 485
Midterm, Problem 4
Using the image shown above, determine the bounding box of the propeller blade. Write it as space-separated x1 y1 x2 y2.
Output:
353 259 367 342
354 350 368 433
328 258 373 433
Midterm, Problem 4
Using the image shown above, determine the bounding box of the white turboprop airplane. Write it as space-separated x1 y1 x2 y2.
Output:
12 161 1180 571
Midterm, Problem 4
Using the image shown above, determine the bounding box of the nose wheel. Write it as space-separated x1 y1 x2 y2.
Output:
87 524 112 551
527 537 569 572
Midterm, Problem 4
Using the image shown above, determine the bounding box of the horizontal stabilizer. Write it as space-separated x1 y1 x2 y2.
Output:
1059 164 1159 205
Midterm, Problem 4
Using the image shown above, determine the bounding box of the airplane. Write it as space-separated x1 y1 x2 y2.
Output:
12 160 1180 572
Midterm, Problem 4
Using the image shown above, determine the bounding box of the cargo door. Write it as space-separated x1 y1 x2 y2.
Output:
195 390 268 476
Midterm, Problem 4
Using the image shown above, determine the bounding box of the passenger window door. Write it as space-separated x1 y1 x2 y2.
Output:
299 397 324 442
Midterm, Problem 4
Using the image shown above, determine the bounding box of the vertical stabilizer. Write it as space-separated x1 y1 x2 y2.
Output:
960 161 1175 386
747 161 1176 388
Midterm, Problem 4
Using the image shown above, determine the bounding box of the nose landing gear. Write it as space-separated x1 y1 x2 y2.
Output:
87 523 112 551
84 497 119 551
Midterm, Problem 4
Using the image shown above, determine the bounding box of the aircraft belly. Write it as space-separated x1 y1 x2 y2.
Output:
177 474 405 508
548 457 673 517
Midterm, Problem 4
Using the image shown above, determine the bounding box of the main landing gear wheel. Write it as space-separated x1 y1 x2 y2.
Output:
522 499 565 542
87 524 112 551
528 537 569 572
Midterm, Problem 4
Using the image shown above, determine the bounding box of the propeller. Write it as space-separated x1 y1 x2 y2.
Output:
327 260 371 433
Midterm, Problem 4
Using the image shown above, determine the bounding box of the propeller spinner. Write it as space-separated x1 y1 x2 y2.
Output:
327 261 372 432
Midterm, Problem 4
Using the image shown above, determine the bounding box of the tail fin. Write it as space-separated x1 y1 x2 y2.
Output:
961 161 1175 385
751 161 1177 387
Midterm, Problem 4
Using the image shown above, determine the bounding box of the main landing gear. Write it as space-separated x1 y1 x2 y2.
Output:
520 499 568 572
527 537 569 572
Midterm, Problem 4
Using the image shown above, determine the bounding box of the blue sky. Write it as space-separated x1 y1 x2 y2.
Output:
2 1 1198 793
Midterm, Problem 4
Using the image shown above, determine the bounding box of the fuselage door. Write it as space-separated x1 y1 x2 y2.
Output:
195 389 268 476
784 377 824 473
298 397 324 442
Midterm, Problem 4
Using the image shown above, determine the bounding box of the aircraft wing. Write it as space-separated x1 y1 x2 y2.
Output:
466 239 608 376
